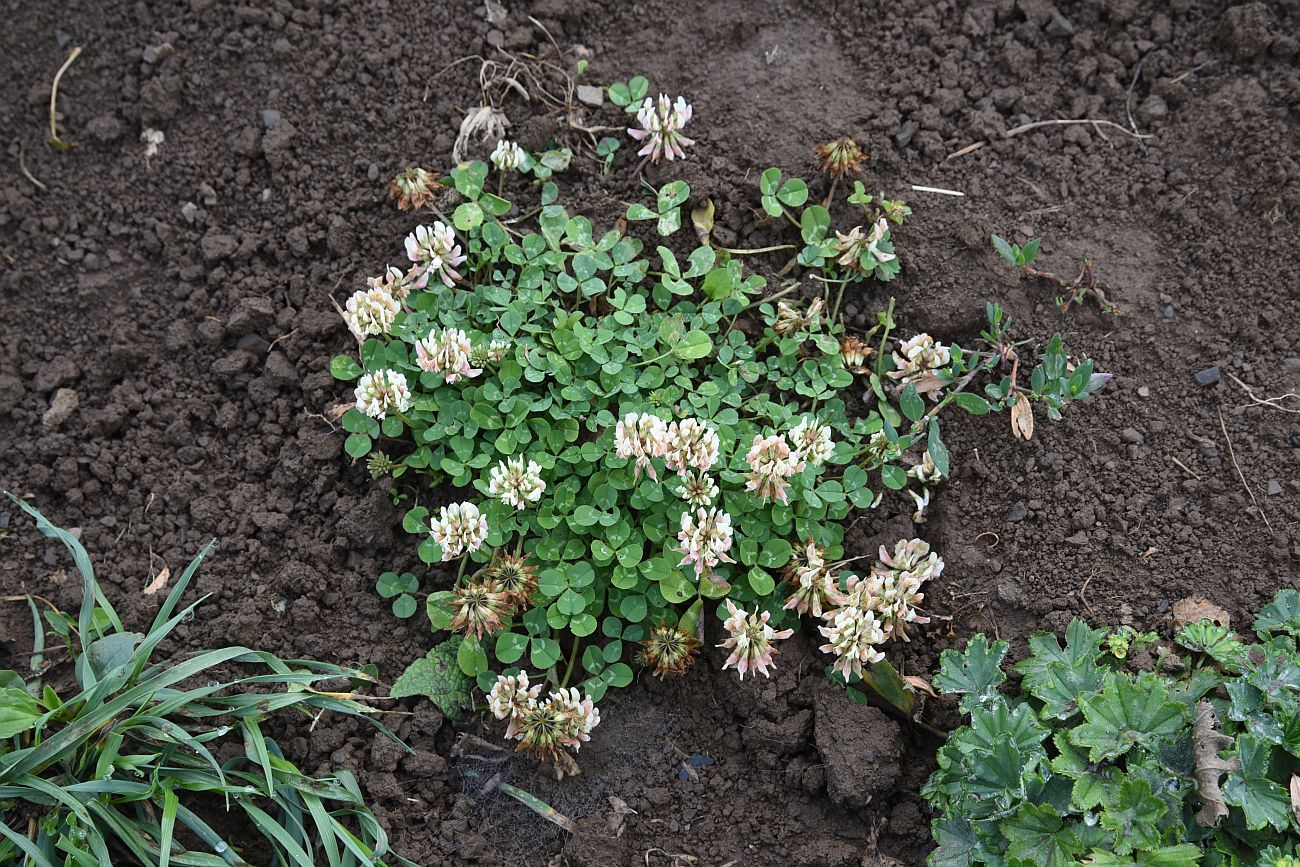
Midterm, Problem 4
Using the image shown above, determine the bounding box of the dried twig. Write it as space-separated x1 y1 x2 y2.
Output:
1169 455 1201 480
1125 47 1160 143
16 144 47 191
947 117 1152 160
1170 60 1216 87
909 184 965 197
1217 407 1274 537
1227 372 1300 414
47 46 84 150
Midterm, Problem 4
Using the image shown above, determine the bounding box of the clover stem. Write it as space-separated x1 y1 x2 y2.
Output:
713 243 797 256
872 297 896 377
822 177 840 210
559 637 582 689
454 555 469 587
496 173 504 198
829 276 852 323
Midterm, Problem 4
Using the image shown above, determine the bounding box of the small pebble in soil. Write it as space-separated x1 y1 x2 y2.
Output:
1137 385 1150 397
1267 479 1282 496
1194 366 1221 387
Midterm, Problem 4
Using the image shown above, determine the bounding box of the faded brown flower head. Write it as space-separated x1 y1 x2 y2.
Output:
639 622 701 678
840 335 874 374
449 581 512 640
815 138 866 180
483 551 538 606
389 167 441 211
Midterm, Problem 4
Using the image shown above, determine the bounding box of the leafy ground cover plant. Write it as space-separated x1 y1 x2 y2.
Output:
0 496 412 867
330 91 1107 757
925 590 1300 866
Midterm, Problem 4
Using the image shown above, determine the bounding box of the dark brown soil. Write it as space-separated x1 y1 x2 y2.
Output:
2 0 1298 864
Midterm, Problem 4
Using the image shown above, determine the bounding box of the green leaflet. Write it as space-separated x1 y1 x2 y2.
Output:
934 633 1009 714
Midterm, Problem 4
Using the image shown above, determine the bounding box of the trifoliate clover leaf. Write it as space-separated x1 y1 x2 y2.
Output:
1223 734 1292 832
390 638 472 719
1017 621 1106 719
1255 589 1300 640
1072 672 1187 762
999 802 1082 867
935 633 1009 714
1099 777 1167 855
1175 621 1247 671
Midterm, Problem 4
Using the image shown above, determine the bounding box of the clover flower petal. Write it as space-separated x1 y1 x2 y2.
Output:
429 502 488 559
664 418 720 475
676 469 719 508
789 416 834 466
818 605 886 680
744 434 804 505
677 507 735 581
627 93 695 164
840 335 873 374
488 671 542 739
367 265 410 300
342 286 401 341
889 333 951 381
782 540 845 618
717 599 793 680
488 456 546 510
614 412 670 480
354 369 411 419
416 328 482 384
404 221 466 289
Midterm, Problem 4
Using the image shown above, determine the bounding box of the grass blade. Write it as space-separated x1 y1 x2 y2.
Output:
159 784 179 867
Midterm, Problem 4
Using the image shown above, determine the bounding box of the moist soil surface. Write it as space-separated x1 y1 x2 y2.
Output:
2 0 1299 864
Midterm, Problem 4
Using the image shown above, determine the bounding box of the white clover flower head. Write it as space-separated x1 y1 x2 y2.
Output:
784 563 845 619
717 599 794 681
744 434 804 505
866 217 896 263
677 469 719 508
865 430 904 466
664 418 720 475
890 333 951 379
834 225 867 270
773 297 824 335
549 686 601 751
840 335 872 374
367 265 411 300
627 93 695 164
677 507 735 581
818 605 886 680
488 456 546 510
429 501 488 560
878 538 944 582
342 286 401 341
490 139 527 173
416 328 482 384
354 369 411 419
488 671 542 739
614 412 670 480
789 416 834 466
404 221 467 289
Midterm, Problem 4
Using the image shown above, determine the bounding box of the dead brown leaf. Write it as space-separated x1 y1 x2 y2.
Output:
1291 775 1300 825
903 675 938 698
1010 393 1034 440
327 402 351 421
1170 597 1230 631
1193 701 1239 827
606 795 636 838
142 565 171 596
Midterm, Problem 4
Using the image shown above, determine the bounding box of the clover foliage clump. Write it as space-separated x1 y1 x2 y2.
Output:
330 106 1106 759
925 590 1300 867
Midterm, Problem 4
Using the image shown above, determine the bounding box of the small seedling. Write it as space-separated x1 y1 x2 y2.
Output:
595 136 620 174
992 234 1121 314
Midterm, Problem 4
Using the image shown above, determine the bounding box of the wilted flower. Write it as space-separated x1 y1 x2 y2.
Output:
783 540 845 618
890 333 951 380
404 222 466 289
819 605 886 680
676 469 719 508
840 335 873 374
908 452 943 485
416 328 482 384
717 599 794 680
789 416 834 466
627 93 695 164
490 139 527 172
834 226 867 270
482 551 538 605
815 137 866 180
488 671 541 739
614 412 670 480
864 430 904 466
907 487 932 523
677 507 735 581
342 286 400 341
354 369 411 419
449 580 512 640
389 167 441 211
865 217 896 264
664 418 720 475
640 622 701 678
744 434 804 505
773 298 823 335
488 456 546 510
367 265 411 301
429 502 489 559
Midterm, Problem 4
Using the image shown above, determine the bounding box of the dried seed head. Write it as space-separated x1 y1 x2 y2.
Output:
640 622 701 678
448 580 512 640
483 551 538 606
389 167 441 211
815 138 866 180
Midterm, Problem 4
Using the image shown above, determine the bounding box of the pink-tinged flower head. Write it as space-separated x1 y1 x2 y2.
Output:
773 297 824 335
878 538 944 583
354 369 411 419
744 434 804 504
488 456 546 510
488 671 541 739
789 416 834 466
718 599 794 681
342 286 401 341
549 686 601 751
429 502 488 559
818 605 886 680
783 542 845 618
404 222 466 289
677 507 735 581
367 265 411 300
614 412 670 480
415 328 482 383
627 93 695 164
664 418 720 475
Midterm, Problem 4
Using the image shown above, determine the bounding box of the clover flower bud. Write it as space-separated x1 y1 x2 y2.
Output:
639 622 701 678
676 469 719 508
354 369 411 419
818 605 886 680
488 456 546 510
839 335 873 374
416 328 482 384
389 167 441 211
342 286 401 341
773 298 823 335
490 139 527 173
367 451 397 479
664 418 720 475
889 333 951 381
815 137 867 180
744 434 804 505
485 339 511 363
482 551 538 606
404 221 466 289
864 430 904 466
429 501 488 559
367 265 411 301
718 599 794 681
627 93 695 164
789 416 834 467
614 412 670 480
449 580 512 640
677 507 735 581
488 671 541 739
